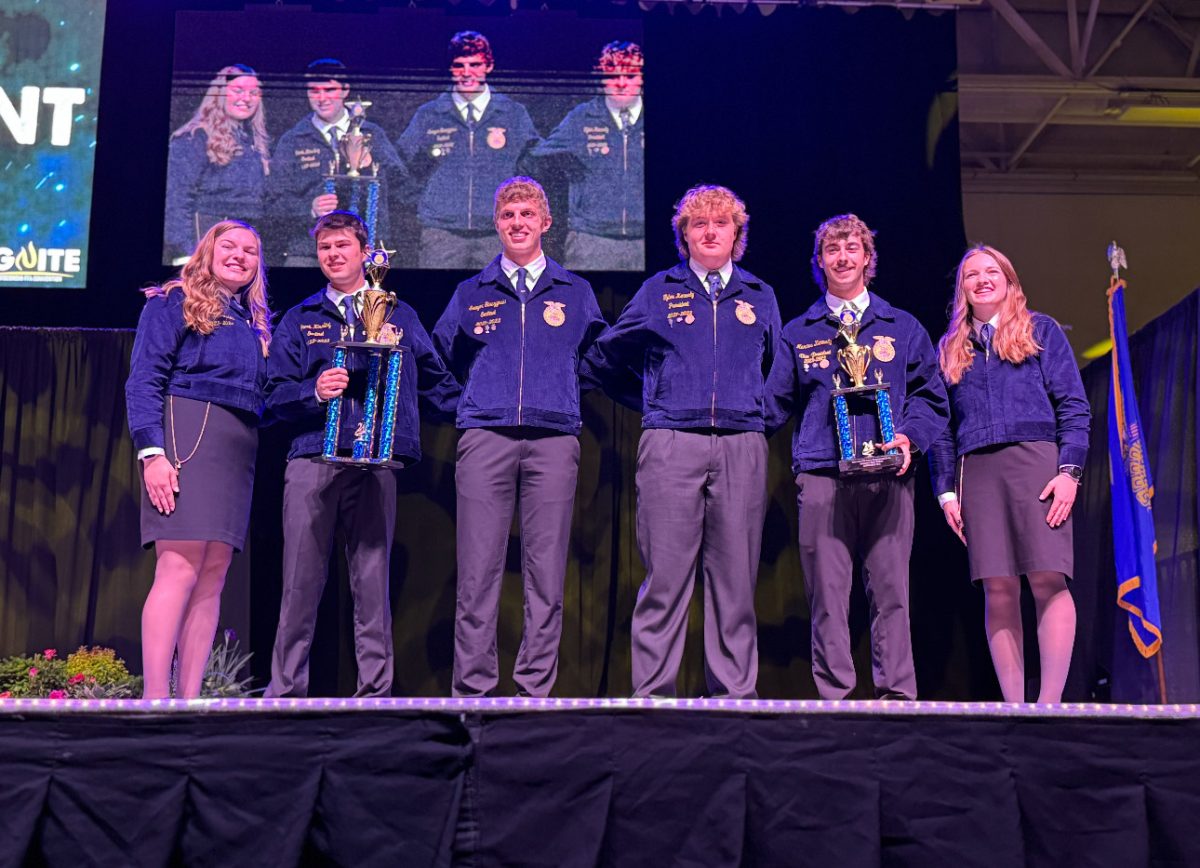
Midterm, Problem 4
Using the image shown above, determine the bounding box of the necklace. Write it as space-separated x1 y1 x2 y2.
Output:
168 396 212 475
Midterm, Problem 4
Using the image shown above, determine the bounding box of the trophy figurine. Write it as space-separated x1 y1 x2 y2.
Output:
323 97 382 246
829 308 903 475
321 243 408 467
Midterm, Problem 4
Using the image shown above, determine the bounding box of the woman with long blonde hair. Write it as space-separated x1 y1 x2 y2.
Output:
929 245 1090 703
126 220 272 699
163 64 270 263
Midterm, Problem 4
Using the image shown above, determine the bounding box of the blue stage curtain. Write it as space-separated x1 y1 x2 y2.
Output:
1075 288 1200 702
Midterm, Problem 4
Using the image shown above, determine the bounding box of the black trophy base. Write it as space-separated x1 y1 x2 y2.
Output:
317 454 407 469
839 453 905 477
335 340 406 351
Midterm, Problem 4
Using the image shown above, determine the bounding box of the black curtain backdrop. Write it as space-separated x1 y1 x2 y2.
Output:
1073 288 1200 703
0 1 990 698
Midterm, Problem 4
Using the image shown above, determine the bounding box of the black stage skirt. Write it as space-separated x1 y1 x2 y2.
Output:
958 440 1074 582
139 395 258 552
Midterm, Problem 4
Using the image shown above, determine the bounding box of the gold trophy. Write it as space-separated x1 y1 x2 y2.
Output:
321 243 407 466
323 97 383 246
830 308 903 475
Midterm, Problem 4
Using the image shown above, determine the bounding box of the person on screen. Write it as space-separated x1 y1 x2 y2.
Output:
579 184 783 699
395 31 540 269
269 58 406 267
530 41 645 271
126 220 273 699
928 246 1089 703
432 177 606 697
262 211 459 698
764 214 948 701
164 65 269 264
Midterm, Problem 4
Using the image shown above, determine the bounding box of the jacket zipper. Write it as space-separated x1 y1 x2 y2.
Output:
621 123 629 237
467 124 475 230
711 290 719 427
518 296 526 425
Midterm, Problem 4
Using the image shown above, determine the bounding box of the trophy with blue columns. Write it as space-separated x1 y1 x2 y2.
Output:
830 308 904 476
321 245 408 467
324 97 382 246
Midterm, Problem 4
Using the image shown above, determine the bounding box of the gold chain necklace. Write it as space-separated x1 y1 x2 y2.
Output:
168 396 212 474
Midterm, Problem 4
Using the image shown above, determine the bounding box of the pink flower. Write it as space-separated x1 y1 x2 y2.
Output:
48 690 65 699
43 649 57 659
68 674 85 685
0 692 10 699
28 667 38 678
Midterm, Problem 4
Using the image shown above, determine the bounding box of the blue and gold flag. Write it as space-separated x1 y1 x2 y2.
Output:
1107 278 1163 658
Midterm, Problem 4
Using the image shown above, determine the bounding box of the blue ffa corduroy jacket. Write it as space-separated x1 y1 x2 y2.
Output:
432 256 607 435
268 115 407 259
126 289 267 451
529 97 644 239
163 129 266 261
927 312 1091 496
581 262 784 432
265 290 460 465
766 292 950 475
394 91 539 233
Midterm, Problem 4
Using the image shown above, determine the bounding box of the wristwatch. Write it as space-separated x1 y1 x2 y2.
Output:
1058 464 1083 483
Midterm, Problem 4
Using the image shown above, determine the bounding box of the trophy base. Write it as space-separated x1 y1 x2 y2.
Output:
839 453 905 477
317 454 407 470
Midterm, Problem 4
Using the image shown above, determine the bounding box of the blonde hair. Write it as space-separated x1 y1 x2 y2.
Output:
172 65 270 175
672 184 749 261
145 220 272 355
494 176 551 222
938 244 1040 384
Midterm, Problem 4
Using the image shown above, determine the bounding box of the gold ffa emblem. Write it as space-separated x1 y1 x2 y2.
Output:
735 300 756 325
543 301 566 327
487 127 507 149
872 336 896 363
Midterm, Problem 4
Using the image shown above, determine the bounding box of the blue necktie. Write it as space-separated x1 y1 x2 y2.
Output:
980 322 994 353
343 296 359 342
706 271 721 300
516 267 529 298
466 102 478 129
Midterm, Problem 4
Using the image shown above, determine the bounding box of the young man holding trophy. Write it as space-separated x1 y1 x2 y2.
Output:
767 213 948 701
269 59 405 266
263 211 459 698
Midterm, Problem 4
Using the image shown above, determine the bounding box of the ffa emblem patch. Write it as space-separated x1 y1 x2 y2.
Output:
378 323 403 346
872 336 896 363
487 127 507 149
543 301 566 327
735 300 756 325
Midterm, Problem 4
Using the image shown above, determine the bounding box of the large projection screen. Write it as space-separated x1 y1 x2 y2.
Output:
0 0 106 288
165 9 644 271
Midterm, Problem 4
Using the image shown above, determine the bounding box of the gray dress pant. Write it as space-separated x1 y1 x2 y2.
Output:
632 429 768 699
453 427 581 697
418 227 498 271
265 458 396 698
564 230 645 272
795 471 917 700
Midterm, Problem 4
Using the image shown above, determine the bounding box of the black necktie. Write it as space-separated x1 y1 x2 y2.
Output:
706 271 721 300
620 108 633 131
466 103 478 129
343 295 359 341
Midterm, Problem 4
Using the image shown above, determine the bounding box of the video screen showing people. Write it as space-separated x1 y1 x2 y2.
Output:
164 10 644 271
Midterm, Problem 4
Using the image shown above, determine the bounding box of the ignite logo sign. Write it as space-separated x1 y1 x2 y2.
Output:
0 241 82 283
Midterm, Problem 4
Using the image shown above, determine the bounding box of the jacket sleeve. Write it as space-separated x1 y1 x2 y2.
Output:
576 287 610 395
163 132 207 260
126 294 188 451
898 321 950 454
264 312 322 424
1037 316 1091 468
394 107 434 202
527 108 584 175
763 331 799 437
408 314 462 420
578 289 650 411
431 290 475 385
926 377 959 497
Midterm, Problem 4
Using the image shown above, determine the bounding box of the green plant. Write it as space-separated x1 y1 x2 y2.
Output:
198 629 259 698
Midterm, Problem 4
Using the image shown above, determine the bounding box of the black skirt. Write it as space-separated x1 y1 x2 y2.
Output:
958 440 1074 582
139 395 258 552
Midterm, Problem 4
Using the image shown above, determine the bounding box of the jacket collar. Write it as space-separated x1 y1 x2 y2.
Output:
477 255 574 300
801 290 897 326
299 288 348 323
662 261 764 302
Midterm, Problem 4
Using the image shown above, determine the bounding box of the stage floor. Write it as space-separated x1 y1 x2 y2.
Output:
4 698 1199 867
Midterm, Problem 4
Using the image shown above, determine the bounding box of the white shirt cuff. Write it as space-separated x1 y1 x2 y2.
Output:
937 492 958 506
138 447 166 461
